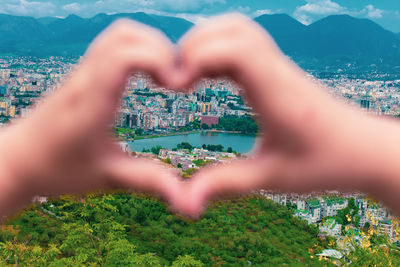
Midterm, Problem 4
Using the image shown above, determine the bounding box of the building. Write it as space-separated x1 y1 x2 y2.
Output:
322 197 348 217
360 99 370 109
379 220 394 239
200 115 219 127
306 199 322 223
297 199 306 210
319 218 342 237
199 103 211 114
0 85 7 96
316 249 343 260
261 191 287 206
119 142 131 154
295 209 313 224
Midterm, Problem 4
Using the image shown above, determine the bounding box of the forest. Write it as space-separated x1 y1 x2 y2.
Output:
216 116 259 135
0 193 329 266
178 116 259 136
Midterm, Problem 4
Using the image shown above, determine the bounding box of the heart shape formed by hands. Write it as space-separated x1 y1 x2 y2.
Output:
0 14 376 219
162 15 366 218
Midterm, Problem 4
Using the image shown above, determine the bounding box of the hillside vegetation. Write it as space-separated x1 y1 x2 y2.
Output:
0 193 327 266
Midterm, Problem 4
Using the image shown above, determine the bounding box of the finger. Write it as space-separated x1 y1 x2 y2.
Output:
84 20 175 104
175 14 277 88
103 155 183 205
58 20 177 128
176 156 281 218
177 17 340 138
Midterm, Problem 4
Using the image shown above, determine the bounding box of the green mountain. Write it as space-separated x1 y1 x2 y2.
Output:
0 193 329 266
0 12 194 56
37 16 59 25
305 15 400 57
0 14 52 54
254 14 400 58
1 12 399 71
254 14 400 76
254 14 308 55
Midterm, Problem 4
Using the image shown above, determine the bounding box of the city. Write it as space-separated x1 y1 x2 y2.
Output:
1 55 400 264
1 0 400 263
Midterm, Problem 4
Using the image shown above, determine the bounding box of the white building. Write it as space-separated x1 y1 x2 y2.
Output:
119 142 131 154
319 218 342 237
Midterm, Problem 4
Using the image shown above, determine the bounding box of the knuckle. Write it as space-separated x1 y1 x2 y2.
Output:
111 18 134 31
223 13 250 28
108 19 137 42
213 14 252 37
228 13 251 23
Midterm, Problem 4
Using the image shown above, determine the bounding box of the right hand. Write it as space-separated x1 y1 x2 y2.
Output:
171 14 400 217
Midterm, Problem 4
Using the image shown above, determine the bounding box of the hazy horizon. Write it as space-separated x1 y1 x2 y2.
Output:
0 0 399 32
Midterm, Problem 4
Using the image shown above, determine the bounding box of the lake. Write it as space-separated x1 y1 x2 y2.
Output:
129 132 258 154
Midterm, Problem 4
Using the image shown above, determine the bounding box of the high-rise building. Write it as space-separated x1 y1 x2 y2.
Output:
0 85 7 96
200 115 219 127
360 99 370 109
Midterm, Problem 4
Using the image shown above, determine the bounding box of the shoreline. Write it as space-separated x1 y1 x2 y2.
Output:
133 130 201 140
119 130 256 142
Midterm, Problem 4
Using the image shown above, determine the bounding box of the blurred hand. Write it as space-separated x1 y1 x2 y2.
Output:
1 14 400 219
172 14 400 217
0 19 182 217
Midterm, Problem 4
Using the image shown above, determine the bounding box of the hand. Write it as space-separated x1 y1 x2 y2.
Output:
0 19 182 217
172 14 400 217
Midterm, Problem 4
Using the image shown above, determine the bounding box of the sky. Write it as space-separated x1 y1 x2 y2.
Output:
0 0 400 32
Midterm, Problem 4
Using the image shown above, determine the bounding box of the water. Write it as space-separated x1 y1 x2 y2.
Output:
129 132 258 154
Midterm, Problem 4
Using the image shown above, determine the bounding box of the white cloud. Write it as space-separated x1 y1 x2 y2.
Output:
361 4 383 19
62 3 82 14
295 13 313 25
236 6 250 14
3 0 56 17
293 0 347 25
293 1 389 25
297 0 346 15
253 9 274 17
175 13 209 24
62 0 225 17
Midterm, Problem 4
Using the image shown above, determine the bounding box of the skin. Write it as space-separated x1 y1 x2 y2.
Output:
171 14 400 218
1 14 400 220
0 19 183 219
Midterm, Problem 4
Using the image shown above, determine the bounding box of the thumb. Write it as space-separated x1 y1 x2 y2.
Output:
104 156 183 205
178 157 280 218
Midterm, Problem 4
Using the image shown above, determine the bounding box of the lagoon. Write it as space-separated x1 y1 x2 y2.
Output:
129 132 258 154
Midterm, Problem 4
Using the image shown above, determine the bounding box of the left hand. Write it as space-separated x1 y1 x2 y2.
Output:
0 19 182 217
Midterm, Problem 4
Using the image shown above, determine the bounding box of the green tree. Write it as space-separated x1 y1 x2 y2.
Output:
135 128 144 136
177 142 193 150
218 115 258 135
201 123 209 130
172 255 204 267
151 145 163 155
132 253 162 266
105 239 137 266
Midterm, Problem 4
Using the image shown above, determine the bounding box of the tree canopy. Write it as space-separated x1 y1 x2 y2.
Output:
0 194 328 266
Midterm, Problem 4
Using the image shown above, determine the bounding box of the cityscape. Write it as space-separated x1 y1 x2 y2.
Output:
2 56 400 129
2 0 400 263
1 54 399 264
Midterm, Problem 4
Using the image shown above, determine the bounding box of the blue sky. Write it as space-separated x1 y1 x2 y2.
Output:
1 0 399 32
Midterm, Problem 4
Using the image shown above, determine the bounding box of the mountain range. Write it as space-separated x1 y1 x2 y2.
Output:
0 12 193 56
0 12 399 68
